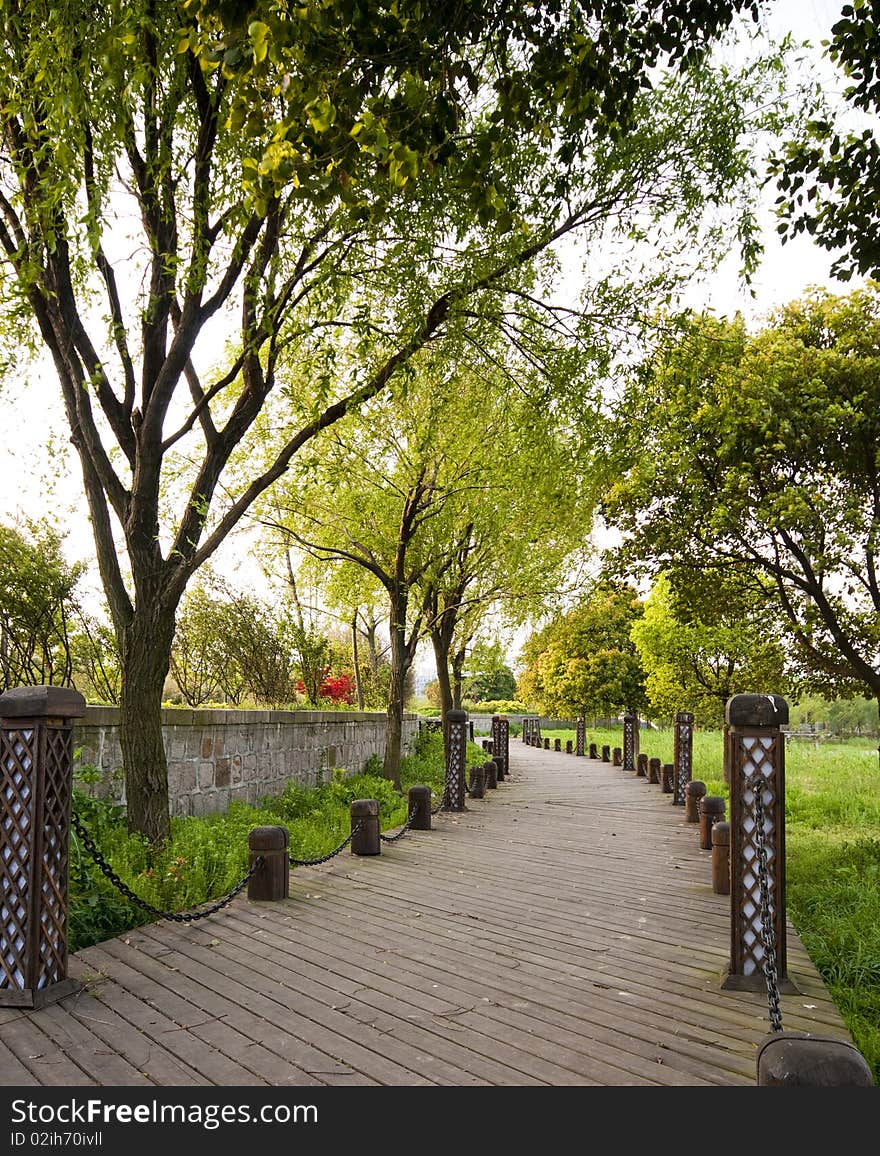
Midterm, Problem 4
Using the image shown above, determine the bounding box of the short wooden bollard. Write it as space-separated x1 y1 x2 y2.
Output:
756 1033 874 1086
351 799 381 855
684 780 706 823
589 742 598 759
612 747 622 767
544 738 550 750
468 764 486 799
248 826 290 901
661 763 674 793
481 739 491 752
712 821 731 895
636 753 648 778
648 757 661 784
699 796 725 851
408 785 432 830
484 760 498 789
565 740 573 754
554 738 561 752
601 745 610 762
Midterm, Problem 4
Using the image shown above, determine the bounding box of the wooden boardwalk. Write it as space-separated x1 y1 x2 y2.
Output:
0 743 851 1086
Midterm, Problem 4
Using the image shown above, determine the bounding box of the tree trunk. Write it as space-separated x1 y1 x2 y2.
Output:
352 612 365 710
382 598 409 789
430 630 454 756
118 606 176 843
452 646 466 711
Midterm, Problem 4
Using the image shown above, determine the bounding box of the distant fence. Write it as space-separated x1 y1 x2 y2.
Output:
75 706 420 817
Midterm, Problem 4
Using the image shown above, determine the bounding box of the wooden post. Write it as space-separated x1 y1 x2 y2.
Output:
576 716 585 757
468 764 486 799
711 821 731 895
589 742 598 759
484 760 498 789
0 686 86 1009
492 715 509 781
622 712 638 772
408 785 432 830
442 710 468 811
351 799 381 854
723 693 789 992
672 711 693 806
684 780 706 823
636 752 648 778
612 747 622 766
248 826 290 900
756 1033 874 1086
565 740 573 754
601 745 610 762
661 762 674 794
647 756 661 783
699 796 725 851
554 738 561 752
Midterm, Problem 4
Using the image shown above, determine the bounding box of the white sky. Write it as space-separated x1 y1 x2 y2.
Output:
0 0 863 683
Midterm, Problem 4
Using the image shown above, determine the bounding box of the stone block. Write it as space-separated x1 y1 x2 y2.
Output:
198 761 214 790
215 757 231 788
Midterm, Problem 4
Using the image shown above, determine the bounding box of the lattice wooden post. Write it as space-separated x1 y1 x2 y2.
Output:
491 715 509 781
723 694 789 992
442 710 468 812
575 716 585 757
672 711 693 806
622 713 638 772
1 685 86 1009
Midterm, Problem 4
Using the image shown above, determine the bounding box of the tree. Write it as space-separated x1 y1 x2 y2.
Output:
0 2 774 837
463 639 517 704
630 572 791 724
518 582 647 719
773 3 880 280
602 287 880 746
0 521 82 691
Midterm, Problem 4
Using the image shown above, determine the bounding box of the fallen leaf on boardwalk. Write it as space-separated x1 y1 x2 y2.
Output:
208 938 219 946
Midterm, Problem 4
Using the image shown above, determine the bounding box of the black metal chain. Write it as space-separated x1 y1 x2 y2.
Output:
289 821 363 867
379 807 417 844
431 786 449 815
71 811 260 924
753 782 783 1033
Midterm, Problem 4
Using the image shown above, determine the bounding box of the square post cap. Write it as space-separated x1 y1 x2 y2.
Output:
0 685 87 720
725 693 789 728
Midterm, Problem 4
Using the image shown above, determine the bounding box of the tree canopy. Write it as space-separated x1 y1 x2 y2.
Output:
602 286 880 728
517 581 647 719
0 0 779 837
630 572 791 723
774 2 880 280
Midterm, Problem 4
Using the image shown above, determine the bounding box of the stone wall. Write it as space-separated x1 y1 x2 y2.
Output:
74 707 419 817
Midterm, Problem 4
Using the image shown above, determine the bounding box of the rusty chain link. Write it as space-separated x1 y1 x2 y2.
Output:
379 807 418 844
71 811 260 923
753 781 783 1033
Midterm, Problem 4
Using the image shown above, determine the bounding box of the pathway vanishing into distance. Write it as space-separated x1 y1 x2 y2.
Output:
0 743 850 1086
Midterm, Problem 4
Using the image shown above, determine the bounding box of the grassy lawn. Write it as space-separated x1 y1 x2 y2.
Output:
541 725 880 1081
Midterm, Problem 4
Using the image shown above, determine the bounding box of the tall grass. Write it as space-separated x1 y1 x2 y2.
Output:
543 724 880 1080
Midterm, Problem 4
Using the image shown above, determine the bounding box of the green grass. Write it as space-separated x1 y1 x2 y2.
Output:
542 725 880 1080
69 729 467 953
